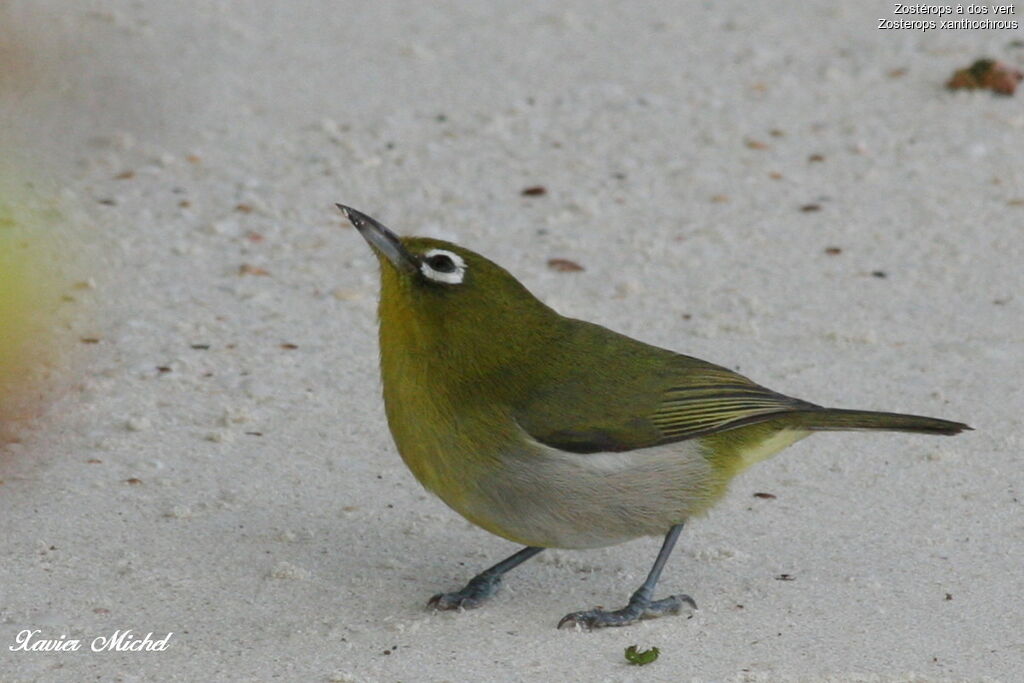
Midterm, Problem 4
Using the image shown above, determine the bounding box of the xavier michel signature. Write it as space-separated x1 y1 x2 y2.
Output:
9 629 173 653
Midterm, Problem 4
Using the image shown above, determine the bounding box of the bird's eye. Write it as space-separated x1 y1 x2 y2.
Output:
425 254 456 273
419 248 467 284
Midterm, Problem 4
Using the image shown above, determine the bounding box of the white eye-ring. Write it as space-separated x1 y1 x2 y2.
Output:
420 248 467 285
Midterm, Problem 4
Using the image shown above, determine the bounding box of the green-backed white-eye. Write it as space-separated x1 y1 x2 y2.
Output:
338 204 970 630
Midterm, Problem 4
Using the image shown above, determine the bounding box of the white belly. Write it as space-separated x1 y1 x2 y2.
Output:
468 435 717 549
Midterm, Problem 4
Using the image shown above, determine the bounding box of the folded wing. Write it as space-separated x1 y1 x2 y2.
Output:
513 320 819 454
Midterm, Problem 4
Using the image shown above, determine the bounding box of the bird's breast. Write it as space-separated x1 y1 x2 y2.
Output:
467 433 724 548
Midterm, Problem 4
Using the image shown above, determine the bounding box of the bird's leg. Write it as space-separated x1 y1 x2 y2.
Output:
428 546 544 610
558 524 696 630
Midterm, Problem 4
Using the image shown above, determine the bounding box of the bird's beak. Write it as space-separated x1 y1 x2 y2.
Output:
336 204 418 274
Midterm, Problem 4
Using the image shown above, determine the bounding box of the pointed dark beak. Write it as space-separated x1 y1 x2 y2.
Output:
336 204 418 274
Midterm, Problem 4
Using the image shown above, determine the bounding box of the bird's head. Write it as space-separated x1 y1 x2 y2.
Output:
339 204 561 376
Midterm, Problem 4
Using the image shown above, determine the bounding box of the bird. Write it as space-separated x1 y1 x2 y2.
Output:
336 203 970 630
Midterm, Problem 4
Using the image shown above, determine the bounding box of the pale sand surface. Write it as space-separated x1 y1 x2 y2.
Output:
1 2 1021 681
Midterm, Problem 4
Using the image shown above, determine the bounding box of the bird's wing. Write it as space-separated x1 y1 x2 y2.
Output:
513 320 817 454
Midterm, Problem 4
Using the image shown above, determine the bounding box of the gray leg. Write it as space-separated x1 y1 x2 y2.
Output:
429 546 544 610
557 524 696 630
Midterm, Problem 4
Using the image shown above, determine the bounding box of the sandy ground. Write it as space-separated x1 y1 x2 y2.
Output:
1 1 1022 681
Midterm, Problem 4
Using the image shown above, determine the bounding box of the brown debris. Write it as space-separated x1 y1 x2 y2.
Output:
521 186 547 196
800 204 822 212
547 258 584 272
824 246 842 255
239 264 270 276
753 492 777 499
947 59 1022 96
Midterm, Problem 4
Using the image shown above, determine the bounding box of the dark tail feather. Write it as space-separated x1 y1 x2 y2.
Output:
788 409 971 436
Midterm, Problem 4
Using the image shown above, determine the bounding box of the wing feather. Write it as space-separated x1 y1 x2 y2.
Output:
513 320 818 453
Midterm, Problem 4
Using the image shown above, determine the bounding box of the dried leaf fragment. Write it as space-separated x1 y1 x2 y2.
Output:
947 58 1023 96
547 258 584 272
239 264 270 276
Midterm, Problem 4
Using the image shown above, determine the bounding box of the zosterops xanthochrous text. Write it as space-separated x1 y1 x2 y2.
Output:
338 204 969 630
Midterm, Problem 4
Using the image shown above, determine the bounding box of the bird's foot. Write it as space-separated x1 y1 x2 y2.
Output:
557 593 696 630
427 574 502 611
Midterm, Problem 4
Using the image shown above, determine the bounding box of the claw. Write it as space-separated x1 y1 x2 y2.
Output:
428 591 484 611
427 575 503 611
557 594 696 630
427 593 450 609
557 612 595 630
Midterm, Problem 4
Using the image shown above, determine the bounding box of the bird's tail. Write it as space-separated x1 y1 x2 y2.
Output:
787 409 971 436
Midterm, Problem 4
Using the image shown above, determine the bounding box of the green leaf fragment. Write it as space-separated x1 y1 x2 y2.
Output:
624 645 660 666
